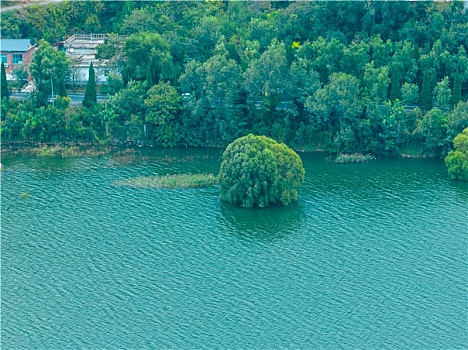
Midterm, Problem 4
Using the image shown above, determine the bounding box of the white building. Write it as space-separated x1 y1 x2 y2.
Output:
58 34 127 84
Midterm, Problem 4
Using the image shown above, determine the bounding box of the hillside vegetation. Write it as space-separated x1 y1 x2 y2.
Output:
1 1 468 158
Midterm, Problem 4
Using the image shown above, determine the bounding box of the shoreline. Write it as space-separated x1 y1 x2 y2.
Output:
0 142 439 159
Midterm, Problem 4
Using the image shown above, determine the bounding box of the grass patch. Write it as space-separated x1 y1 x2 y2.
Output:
335 153 376 163
109 151 216 166
20 192 31 199
108 149 142 165
2 145 111 158
115 173 219 189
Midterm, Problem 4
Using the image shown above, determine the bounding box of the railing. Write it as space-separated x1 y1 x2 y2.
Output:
65 34 129 44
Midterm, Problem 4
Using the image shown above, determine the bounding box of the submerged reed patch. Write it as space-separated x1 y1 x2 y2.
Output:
335 153 376 164
115 173 219 189
3 145 111 158
20 192 31 199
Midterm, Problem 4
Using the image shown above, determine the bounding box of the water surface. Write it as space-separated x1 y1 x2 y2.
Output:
2 149 467 349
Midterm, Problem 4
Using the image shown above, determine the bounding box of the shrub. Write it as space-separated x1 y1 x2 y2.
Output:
445 128 468 181
219 134 305 208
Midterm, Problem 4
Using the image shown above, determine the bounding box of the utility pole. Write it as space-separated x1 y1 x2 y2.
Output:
50 77 55 106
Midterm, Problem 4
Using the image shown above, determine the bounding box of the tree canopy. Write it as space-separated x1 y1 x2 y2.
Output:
1 63 8 100
445 127 468 181
82 62 97 108
1 1 468 158
28 40 70 105
219 134 305 208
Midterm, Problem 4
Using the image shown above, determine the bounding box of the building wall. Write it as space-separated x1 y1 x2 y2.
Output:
1 46 36 80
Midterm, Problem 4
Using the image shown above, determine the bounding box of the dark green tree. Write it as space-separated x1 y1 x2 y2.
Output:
401 82 419 105
445 128 468 181
419 70 432 111
120 8 161 35
451 72 462 107
11 66 28 92
433 77 451 109
1 63 8 99
415 107 447 155
29 40 71 105
305 72 363 152
144 81 183 147
179 43 244 146
82 62 97 108
59 79 67 97
123 32 176 85
390 64 401 101
146 65 153 87
362 62 389 102
219 134 305 208
446 101 468 143
243 40 292 115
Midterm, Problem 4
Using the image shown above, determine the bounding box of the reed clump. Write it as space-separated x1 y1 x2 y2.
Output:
115 173 218 189
20 192 31 199
13 145 110 158
335 153 376 163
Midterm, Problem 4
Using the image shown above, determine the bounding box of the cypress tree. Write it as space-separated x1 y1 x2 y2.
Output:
1 63 9 100
82 62 97 108
390 64 401 101
59 79 68 97
451 72 462 107
146 65 153 87
419 70 432 111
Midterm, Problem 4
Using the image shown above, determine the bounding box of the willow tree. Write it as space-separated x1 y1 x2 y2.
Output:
123 32 176 85
219 134 305 208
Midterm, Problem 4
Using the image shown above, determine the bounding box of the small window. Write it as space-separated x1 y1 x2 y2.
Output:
0 54 7 64
13 54 22 64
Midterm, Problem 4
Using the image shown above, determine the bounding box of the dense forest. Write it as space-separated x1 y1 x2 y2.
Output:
1 0 468 157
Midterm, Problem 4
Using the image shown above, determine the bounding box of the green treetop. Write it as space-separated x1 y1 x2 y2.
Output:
59 79 68 97
82 62 97 108
219 134 305 208
390 64 401 101
451 72 462 107
1 63 8 100
445 128 468 181
29 40 71 105
419 70 432 112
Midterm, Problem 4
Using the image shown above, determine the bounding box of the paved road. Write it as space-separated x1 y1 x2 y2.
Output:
10 92 109 106
1 0 62 13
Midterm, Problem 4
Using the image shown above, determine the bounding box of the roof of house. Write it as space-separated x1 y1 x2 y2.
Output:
0 39 34 52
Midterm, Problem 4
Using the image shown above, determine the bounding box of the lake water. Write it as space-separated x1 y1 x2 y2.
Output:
2 148 467 349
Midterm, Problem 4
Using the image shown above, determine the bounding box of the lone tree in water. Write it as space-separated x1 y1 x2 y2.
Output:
82 62 97 108
1 63 9 99
219 134 305 207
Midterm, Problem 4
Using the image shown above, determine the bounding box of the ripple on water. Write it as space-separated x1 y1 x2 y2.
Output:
1 152 467 349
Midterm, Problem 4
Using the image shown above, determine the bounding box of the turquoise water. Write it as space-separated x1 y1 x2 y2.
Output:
2 149 467 349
